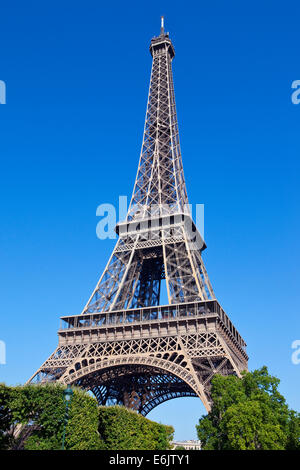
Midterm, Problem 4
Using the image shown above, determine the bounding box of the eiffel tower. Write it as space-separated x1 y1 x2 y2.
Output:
29 18 248 414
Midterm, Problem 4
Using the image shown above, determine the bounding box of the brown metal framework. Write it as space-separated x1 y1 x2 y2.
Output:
28 19 248 414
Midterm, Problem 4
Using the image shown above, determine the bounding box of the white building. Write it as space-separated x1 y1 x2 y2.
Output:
171 440 201 450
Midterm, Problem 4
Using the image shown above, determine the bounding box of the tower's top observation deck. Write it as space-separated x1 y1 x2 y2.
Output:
150 16 175 59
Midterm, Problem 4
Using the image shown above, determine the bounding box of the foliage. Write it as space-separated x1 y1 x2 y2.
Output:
65 389 101 450
0 384 173 450
196 366 300 450
0 383 15 449
0 383 101 450
98 405 174 450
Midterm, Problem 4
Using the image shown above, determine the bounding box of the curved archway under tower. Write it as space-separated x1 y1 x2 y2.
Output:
64 362 201 416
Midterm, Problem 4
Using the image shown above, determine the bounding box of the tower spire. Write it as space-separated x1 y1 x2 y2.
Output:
160 15 165 35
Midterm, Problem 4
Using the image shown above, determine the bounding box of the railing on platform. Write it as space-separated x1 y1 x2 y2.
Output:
59 300 246 350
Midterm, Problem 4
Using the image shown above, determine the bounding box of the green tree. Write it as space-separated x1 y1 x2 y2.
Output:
0 383 101 450
196 366 300 450
65 389 101 450
0 384 174 450
98 405 174 450
0 383 15 449
22 385 101 450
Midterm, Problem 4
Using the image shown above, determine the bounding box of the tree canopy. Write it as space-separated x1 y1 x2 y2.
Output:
98 405 174 450
0 383 173 450
196 366 300 450
0 383 101 450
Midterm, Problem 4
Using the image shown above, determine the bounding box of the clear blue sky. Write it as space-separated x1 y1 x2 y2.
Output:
1 1 299 440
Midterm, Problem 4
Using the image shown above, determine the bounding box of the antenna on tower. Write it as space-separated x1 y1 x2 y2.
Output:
160 16 165 35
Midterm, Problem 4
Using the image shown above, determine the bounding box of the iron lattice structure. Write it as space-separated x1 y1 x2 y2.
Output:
29 19 248 414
